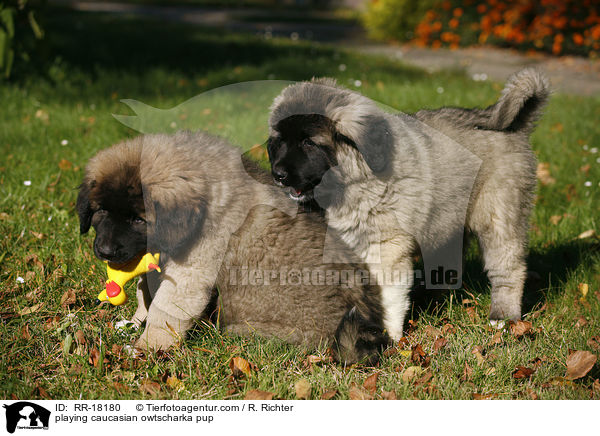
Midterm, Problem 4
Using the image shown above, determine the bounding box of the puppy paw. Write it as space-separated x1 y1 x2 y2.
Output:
115 319 140 333
134 324 180 351
489 319 506 330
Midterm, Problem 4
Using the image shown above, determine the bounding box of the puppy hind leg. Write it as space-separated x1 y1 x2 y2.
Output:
477 224 528 322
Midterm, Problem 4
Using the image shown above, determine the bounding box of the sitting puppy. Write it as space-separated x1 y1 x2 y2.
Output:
77 131 388 364
267 69 550 340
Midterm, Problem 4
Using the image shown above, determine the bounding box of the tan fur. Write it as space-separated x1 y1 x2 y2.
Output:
81 131 385 361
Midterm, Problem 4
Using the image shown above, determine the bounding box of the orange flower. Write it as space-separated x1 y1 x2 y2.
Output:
552 34 563 55
477 4 487 14
481 16 493 32
425 10 437 21
552 16 567 29
450 42 460 50
552 42 562 55
573 33 584 45
431 40 442 49
441 32 455 42
453 8 463 17
449 18 459 29
592 25 600 40
441 0 451 11
432 21 442 32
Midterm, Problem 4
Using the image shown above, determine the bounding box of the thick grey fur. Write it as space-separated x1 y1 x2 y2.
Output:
268 68 550 340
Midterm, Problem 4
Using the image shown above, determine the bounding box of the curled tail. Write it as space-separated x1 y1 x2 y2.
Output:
331 306 389 366
486 68 550 135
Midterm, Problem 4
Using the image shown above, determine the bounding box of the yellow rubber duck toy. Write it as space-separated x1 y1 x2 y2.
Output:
97 252 161 306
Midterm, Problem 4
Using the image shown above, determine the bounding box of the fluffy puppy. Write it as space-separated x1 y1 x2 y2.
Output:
77 131 387 364
267 69 550 340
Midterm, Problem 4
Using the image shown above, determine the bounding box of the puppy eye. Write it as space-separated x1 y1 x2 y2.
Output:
132 216 146 224
301 139 316 148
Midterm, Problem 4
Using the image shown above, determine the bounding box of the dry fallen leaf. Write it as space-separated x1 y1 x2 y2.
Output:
397 336 410 349
321 389 337 400
19 303 42 316
402 366 422 382
566 350 597 380
244 390 274 400
587 337 600 351
21 325 31 340
549 215 563 225
294 379 311 400
30 231 45 240
229 356 253 378
348 385 372 400
58 159 73 171
527 388 539 400
578 283 589 300
363 373 379 395
512 366 535 379
166 376 183 391
441 323 456 335
140 380 161 396
536 162 556 185
575 316 588 328
424 325 441 338
509 320 533 338
411 344 429 367
381 390 397 400
433 336 448 353
415 371 433 386
60 289 76 308
304 354 332 367
577 229 597 240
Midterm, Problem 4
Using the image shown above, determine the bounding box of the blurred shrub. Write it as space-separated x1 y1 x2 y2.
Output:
363 0 600 57
0 0 45 79
362 0 436 41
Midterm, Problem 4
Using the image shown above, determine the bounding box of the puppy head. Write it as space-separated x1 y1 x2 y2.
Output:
267 79 394 205
77 134 207 263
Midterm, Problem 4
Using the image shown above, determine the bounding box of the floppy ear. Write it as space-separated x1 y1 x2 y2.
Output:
337 114 394 174
76 182 93 234
148 198 207 256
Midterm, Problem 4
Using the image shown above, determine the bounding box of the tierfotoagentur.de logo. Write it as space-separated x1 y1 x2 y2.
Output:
3 402 51 434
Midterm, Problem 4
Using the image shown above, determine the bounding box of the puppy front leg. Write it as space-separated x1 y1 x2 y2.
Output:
378 259 413 342
130 275 152 327
135 262 216 351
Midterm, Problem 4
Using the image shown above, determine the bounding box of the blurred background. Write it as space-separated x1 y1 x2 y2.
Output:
1 0 599 93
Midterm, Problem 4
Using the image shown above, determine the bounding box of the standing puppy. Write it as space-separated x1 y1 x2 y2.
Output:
267 69 549 340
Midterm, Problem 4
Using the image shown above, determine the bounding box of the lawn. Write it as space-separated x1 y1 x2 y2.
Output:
0 7 599 400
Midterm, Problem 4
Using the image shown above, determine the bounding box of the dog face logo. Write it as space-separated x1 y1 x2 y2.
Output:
3 402 51 433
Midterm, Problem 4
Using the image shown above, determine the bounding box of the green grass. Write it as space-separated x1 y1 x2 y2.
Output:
0 8 599 400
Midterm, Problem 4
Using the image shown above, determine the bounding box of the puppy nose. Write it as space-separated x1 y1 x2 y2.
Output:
272 167 288 184
96 243 117 259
